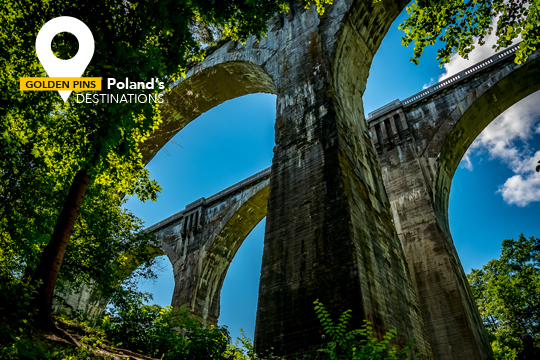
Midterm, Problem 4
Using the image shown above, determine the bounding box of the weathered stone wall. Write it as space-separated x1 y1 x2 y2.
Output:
138 0 432 358
53 282 109 320
368 45 540 360
254 0 431 358
149 167 271 324
54 241 165 320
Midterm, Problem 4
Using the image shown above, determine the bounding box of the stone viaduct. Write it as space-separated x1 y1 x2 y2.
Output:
366 43 540 360
66 1 540 359
143 0 432 358
148 167 271 325
58 168 271 322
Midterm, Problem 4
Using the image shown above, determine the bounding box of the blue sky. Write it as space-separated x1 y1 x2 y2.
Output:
125 6 540 342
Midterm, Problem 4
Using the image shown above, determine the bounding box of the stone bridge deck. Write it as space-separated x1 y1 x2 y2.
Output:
367 44 520 123
147 166 271 233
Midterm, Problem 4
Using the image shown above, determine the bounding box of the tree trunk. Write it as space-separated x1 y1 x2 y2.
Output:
31 168 91 325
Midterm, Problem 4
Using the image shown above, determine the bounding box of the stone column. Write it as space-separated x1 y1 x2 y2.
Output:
370 111 494 360
254 4 430 358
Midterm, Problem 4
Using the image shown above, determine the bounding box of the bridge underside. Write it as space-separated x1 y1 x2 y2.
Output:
62 1 540 359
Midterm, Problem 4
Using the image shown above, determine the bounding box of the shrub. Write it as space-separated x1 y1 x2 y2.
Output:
101 288 230 359
313 299 415 360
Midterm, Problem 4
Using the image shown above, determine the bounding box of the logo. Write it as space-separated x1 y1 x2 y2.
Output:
20 16 164 104
20 16 100 101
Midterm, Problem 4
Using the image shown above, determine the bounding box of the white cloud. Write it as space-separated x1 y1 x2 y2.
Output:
422 78 434 90
439 17 520 81
460 149 474 171
499 172 540 206
445 18 540 207
459 93 540 206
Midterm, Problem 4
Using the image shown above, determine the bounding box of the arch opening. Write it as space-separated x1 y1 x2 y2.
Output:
141 60 277 164
119 59 277 321
448 90 540 268
125 90 276 339
432 55 540 237
192 183 269 324
219 217 266 341
135 254 175 307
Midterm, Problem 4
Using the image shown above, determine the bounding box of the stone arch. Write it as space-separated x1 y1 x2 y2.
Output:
54 243 165 320
431 51 540 238
156 169 271 324
367 45 540 360
141 60 277 164
137 58 276 323
61 59 277 320
187 184 269 324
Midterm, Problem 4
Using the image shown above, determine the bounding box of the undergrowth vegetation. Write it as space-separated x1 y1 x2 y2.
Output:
0 280 416 360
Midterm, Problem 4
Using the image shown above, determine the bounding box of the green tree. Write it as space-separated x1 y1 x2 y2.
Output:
398 0 539 66
102 288 232 360
0 124 160 314
1 0 289 325
396 0 540 171
467 235 540 360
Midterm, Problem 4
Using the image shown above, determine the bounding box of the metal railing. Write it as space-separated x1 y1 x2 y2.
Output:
368 44 520 120
146 166 271 232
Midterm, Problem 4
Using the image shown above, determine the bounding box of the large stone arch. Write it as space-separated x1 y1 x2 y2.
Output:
432 52 540 236
150 168 271 324
249 0 430 357
322 0 430 352
141 60 277 163
368 45 540 360
186 184 269 323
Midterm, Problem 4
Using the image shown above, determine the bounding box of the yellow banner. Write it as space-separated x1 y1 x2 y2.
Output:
20 77 102 91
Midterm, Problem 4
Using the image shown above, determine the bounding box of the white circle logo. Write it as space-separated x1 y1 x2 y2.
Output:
35 16 95 101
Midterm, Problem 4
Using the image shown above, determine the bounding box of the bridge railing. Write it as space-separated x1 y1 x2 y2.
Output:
146 166 271 232
204 166 271 204
368 43 520 120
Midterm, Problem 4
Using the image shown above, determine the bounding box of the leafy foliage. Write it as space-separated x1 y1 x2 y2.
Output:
102 288 231 360
1 0 294 318
0 152 161 309
0 279 109 359
0 279 40 358
313 299 415 360
1 283 420 360
467 235 540 360
398 0 540 66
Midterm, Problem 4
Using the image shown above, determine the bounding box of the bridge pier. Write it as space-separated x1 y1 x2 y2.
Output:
369 107 492 360
254 2 430 358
